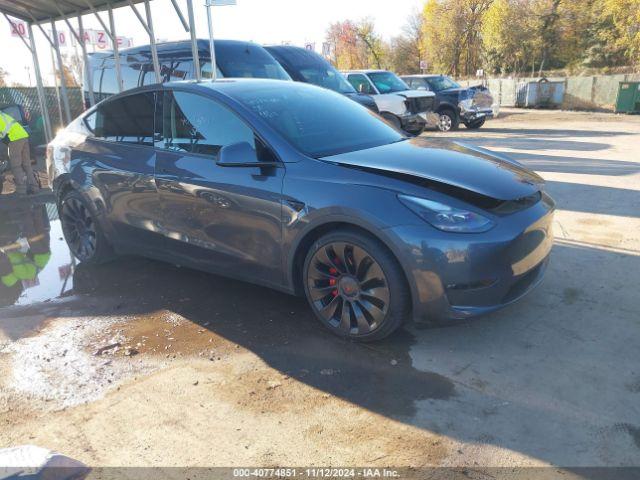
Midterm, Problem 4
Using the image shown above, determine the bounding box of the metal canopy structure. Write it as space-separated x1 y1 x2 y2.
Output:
0 0 209 144
0 0 146 23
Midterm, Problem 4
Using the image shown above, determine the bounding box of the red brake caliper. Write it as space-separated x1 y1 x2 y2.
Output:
329 267 338 296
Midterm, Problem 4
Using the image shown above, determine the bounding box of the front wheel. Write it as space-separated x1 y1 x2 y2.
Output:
464 117 486 129
60 190 113 264
436 109 459 132
303 230 410 342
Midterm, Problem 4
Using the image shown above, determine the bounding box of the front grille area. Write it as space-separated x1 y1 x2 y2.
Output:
472 91 494 109
406 96 435 114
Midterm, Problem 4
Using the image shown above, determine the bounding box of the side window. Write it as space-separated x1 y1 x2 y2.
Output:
94 92 155 146
347 74 374 94
100 66 117 96
201 61 224 79
119 64 142 90
161 91 255 158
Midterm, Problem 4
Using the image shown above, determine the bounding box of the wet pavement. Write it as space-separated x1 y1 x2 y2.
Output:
0 109 639 468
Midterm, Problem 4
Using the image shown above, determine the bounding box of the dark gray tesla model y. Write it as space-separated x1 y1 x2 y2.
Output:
47 79 554 341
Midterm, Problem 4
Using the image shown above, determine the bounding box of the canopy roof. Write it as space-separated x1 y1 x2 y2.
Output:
0 0 147 24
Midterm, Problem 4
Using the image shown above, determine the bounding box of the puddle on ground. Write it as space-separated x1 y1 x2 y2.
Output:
0 198 74 308
94 309 235 360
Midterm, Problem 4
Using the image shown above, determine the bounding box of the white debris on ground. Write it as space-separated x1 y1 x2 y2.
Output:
1 315 157 409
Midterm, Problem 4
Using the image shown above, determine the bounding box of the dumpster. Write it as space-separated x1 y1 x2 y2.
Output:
516 78 565 108
615 82 640 113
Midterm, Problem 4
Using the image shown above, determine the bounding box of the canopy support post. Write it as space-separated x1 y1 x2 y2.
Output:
205 0 216 81
27 22 53 142
107 5 123 92
169 0 190 32
186 0 201 81
77 14 95 107
143 0 161 83
50 20 72 124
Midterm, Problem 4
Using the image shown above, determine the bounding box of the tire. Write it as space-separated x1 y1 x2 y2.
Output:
464 117 486 129
436 108 459 132
381 112 402 131
59 190 113 264
302 229 410 342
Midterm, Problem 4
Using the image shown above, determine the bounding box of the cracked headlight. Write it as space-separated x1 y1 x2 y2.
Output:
458 98 475 112
398 195 495 233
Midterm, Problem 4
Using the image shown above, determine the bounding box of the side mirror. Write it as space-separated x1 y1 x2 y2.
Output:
216 141 279 168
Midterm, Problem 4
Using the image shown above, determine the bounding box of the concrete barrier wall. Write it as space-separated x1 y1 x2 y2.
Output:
457 73 640 111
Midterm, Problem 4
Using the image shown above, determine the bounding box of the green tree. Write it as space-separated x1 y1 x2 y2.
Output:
482 0 536 74
422 0 493 77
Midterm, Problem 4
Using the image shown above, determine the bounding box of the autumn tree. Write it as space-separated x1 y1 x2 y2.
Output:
388 8 425 74
325 18 386 70
422 0 494 77
482 0 537 74
0 68 7 87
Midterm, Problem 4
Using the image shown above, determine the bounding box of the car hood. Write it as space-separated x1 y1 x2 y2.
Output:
321 137 544 201
396 90 436 98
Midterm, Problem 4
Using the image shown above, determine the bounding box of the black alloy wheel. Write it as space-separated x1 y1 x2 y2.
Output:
303 230 409 341
60 191 112 263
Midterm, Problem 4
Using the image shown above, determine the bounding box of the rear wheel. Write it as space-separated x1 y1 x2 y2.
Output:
303 230 410 342
437 108 459 132
60 190 113 264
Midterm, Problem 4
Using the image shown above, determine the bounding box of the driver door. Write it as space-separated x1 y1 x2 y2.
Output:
154 89 285 285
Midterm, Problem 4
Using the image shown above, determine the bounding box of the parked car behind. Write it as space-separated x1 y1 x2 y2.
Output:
48 79 554 342
264 45 378 113
343 70 438 135
401 74 496 131
83 39 291 107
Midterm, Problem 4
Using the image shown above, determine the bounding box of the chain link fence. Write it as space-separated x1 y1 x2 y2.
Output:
458 73 640 111
0 87 84 145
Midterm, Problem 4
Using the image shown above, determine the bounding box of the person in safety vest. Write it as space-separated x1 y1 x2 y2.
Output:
0 111 38 195
0 203 51 307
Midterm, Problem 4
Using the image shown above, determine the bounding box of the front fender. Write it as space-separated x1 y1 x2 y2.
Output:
283 208 417 303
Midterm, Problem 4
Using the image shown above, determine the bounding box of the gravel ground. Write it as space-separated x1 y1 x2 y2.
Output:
0 108 639 471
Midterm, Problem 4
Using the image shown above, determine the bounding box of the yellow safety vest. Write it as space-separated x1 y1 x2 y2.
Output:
0 112 29 142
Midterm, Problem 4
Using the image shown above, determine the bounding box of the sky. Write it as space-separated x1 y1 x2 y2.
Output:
1 0 423 86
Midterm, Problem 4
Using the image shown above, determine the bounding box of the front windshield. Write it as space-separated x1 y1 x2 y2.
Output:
233 83 403 157
425 76 461 92
367 71 409 94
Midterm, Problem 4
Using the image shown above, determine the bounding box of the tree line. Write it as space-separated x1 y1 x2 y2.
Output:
324 0 640 77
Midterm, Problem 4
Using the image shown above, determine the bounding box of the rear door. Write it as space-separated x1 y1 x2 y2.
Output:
82 91 164 251
154 89 285 285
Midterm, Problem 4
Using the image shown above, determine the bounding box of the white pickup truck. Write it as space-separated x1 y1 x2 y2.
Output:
343 70 439 135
